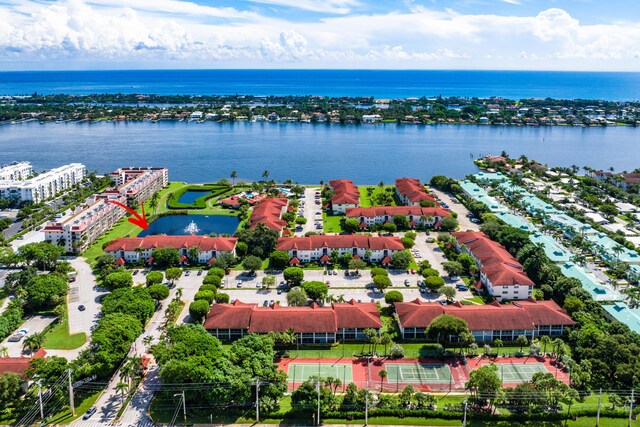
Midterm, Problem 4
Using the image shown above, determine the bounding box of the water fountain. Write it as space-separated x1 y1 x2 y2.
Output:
184 220 200 234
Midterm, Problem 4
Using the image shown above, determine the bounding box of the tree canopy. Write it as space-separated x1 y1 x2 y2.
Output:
426 314 469 343
101 287 155 325
26 274 67 310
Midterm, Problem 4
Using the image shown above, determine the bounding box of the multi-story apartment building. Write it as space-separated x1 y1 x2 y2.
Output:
104 235 237 265
452 231 535 301
395 177 436 206
346 206 451 229
0 163 85 203
110 167 169 207
0 162 33 182
249 198 289 235
329 179 360 213
275 235 404 266
43 166 168 253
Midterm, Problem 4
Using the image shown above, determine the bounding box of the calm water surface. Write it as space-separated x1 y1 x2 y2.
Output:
138 214 239 237
0 121 638 183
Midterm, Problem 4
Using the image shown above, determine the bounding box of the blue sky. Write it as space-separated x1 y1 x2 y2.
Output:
1 0 640 70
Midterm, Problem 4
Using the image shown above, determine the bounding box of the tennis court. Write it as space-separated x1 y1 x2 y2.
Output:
287 363 353 384
498 363 549 383
386 363 452 385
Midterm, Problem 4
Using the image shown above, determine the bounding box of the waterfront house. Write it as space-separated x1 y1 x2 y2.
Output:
329 179 360 213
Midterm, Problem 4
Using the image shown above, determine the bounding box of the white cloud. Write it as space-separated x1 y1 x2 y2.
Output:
1 0 640 70
248 0 360 14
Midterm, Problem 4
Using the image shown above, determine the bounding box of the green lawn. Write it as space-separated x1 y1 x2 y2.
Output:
464 296 485 305
47 390 101 424
43 309 86 350
323 213 344 233
358 185 397 208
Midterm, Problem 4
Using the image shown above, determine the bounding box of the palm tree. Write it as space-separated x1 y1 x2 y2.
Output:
176 287 183 300
142 335 154 348
0 346 8 357
23 332 44 355
121 355 143 387
612 245 625 262
378 369 387 391
115 381 129 406
230 171 238 186
262 170 270 180
539 335 551 355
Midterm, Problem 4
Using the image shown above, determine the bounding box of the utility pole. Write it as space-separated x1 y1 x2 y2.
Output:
67 369 75 417
182 391 186 426
364 386 368 426
629 389 634 427
596 388 601 426
255 379 260 422
37 380 44 421
462 399 468 427
316 379 321 426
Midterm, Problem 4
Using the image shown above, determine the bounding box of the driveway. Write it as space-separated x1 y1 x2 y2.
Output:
430 188 480 232
1 315 56 357
68 257 107 336
295 187 323 236
411 234 446 275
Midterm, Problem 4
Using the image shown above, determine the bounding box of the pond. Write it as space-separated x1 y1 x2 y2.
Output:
177 190 210 205
138 215 239 237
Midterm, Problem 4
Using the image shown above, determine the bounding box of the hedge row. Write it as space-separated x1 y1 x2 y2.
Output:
167 185 231 209
323 407 637 421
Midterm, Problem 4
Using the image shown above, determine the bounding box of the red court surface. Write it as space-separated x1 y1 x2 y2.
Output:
278 355 569 391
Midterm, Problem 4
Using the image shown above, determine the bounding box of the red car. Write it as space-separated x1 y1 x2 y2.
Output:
325 280 331 287
410 269 416 274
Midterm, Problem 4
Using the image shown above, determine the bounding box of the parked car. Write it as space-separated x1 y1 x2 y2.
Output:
410 269 416 274
263 300 269 307
470 218 481 223
269 300 275 306
83 407 97 420
458 286 469 291
133 269 139 275
185 270 190 276
197 270 203 276
78 305 86 311
332 270 337 275
277 289 282 295
439 300 448 306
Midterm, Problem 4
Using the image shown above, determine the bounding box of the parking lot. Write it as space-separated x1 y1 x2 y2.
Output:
1 315 56 357
293 187 323 236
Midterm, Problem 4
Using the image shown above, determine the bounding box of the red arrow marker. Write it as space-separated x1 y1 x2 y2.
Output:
105 200 149 230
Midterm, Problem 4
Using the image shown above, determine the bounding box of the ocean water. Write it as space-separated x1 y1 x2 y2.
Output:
1 69 640 100
0 121 638 184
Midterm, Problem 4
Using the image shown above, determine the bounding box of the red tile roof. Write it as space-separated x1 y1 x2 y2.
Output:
115 257 126 265
329 179 360 205
204 300 382 333
346 206 449 218
452 231 534 287
276 235 404 251
249 198 288 232
0 348 46 378
395 178 435 204
104 235 237 252
395 299 573 331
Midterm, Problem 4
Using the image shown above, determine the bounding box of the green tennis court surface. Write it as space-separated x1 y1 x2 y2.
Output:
498 363 548 383
287 363 353 383
386 363 452 384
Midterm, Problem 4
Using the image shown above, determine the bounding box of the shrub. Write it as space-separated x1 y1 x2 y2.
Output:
147 284 170 300
103 271 133 290
188 300 210 322
401 237 415 249
373 275 391 290
199 284 218 293
194 290 216 304
389 344 405 359
215 293 230 303
145 271 164 286
384 290 404 305
269 251 290 269
207 268 225 279
424 276 445 292
370 267 388 278
202 276 222 289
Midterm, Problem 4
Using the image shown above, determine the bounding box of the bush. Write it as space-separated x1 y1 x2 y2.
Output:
215 293 230 303
145 271 164 286
103 271 133 290
188 300 210 322
424 276 445 292
269 251 290 269
401 237 415 249
203 275 222 287
194 290 216 304
370 267 388 278
207 268 225 278
373 275 391 290
421 268 440 278
199 284 218 293
404 231 417 240
147 284 170 300
389 344 405 358
284 267 304 285
385 290 404 305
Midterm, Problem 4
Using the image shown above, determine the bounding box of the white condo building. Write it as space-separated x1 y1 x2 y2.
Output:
0 163 86 203
43 166 169 253
0 162 33 182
